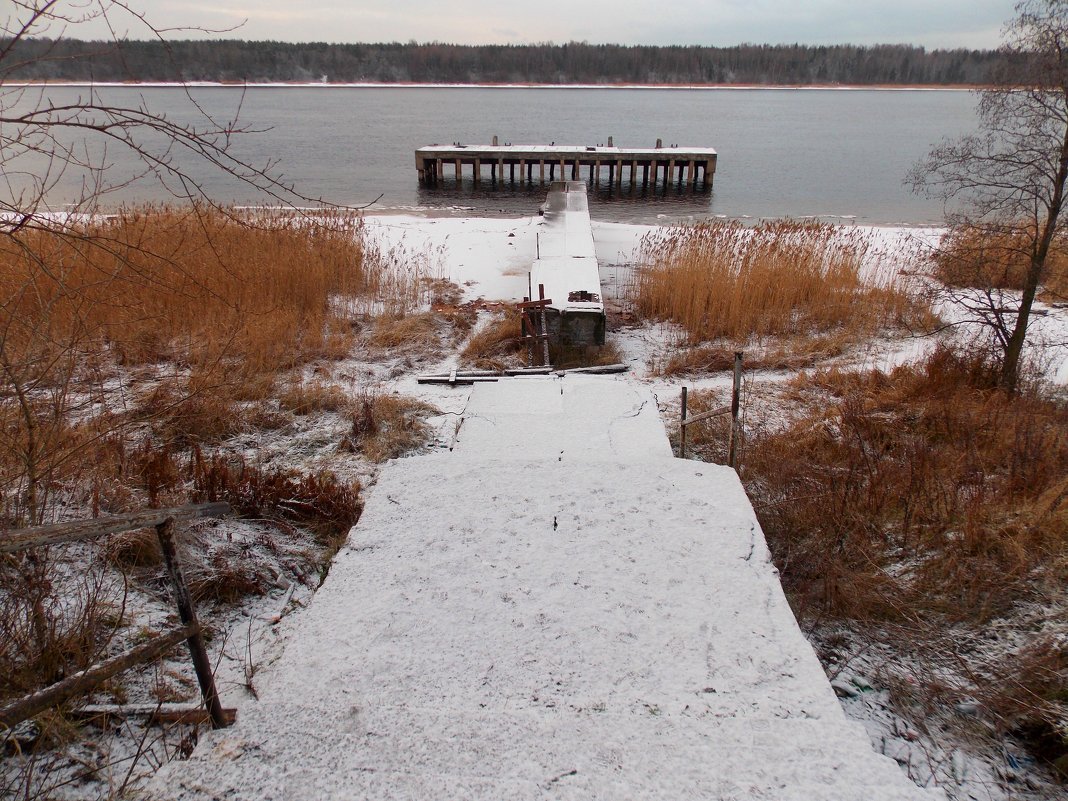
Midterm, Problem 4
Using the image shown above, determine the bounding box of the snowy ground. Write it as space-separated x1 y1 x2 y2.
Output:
7 211 1065 799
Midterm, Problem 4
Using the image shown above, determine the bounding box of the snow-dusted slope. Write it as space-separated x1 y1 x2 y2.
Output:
150 375 938 800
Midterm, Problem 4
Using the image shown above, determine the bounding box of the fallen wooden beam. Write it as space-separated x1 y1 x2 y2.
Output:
0 502 231 553
503 367 554 376
561 363 630 375
416 376 501 385
0 624 199 729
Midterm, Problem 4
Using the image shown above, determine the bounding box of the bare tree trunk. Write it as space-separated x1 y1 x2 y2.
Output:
1000 105 1068 394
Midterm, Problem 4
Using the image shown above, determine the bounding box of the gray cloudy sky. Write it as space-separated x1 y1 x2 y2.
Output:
69 1 1016 47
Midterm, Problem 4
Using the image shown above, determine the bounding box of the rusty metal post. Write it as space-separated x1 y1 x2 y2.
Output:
155 517 229 729
728 352 743 469
680 386 688 459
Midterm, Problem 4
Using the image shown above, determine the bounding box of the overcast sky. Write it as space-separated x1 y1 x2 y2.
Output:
50 1 1017 48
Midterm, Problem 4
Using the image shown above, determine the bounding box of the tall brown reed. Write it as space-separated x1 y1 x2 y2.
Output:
632 221 915 345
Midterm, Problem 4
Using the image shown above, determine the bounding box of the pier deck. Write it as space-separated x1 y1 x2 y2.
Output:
416 141 717 191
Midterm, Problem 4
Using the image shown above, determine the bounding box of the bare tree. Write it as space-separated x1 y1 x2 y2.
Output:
909 0 1068 394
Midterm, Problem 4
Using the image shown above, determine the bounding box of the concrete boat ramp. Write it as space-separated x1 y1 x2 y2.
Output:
151 376 937 800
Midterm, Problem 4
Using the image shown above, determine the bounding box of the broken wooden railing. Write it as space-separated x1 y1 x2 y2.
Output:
0 502 233 731
679 351 743 467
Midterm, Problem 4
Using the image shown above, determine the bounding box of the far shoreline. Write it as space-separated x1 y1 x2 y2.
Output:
12 80 982 91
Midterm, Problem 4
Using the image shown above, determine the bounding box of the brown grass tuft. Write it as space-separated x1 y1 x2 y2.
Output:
277 379 350 416
658 333 853 376
342 392 439 463
459 310 525 370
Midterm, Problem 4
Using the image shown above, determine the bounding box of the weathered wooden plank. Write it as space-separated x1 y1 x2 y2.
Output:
0 624 199 729
681 405 732 426
0 502 231 553
562 364 630 375
73 703 238 727
416 377 501 385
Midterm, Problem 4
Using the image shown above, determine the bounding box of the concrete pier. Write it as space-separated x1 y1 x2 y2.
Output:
416 141 717 191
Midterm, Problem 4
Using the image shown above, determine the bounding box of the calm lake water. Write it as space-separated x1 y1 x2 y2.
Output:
16 86 980 224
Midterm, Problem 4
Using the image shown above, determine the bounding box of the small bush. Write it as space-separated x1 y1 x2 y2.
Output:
368 311 443 351
191 450 362 556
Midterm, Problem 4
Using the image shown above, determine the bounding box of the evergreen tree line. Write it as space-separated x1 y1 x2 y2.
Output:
4 39 1019 85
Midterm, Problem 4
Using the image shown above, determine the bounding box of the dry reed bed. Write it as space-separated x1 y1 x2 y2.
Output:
737 347 1068 767
631 221 925 370
1 205 426 377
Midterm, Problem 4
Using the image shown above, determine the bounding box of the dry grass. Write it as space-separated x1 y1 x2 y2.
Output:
277 379 350 416
459 310 525 370
1 205 421 377
342 392 440 463
658 333 853 376
742 346 1068 624
0 205 429 525
739 346 1068 771
934 223 1068 298
369 311 445 351
631 221 926 370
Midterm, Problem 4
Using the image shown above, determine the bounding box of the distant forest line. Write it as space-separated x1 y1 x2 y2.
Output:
4 40 1020 85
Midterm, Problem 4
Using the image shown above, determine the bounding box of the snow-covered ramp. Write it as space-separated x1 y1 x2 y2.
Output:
150 375 937 800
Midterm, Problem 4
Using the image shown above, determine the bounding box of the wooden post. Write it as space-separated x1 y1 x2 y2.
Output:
680 387 688 459
437 159 444 183
539 283 551 366
474 158 481 184
455 159 462 181
594 160 601 186
668 158 676 188
491 161 496 183
615 158 623 189
155 518 229 729
498 158 505 183
539 160 545 184
643 163 650 189
549 162 555 180
688 160 697 189
510 162 516 183
728 352 743 469
630 160 637 190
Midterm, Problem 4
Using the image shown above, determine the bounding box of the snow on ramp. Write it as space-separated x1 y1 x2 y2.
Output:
149 376 938 800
